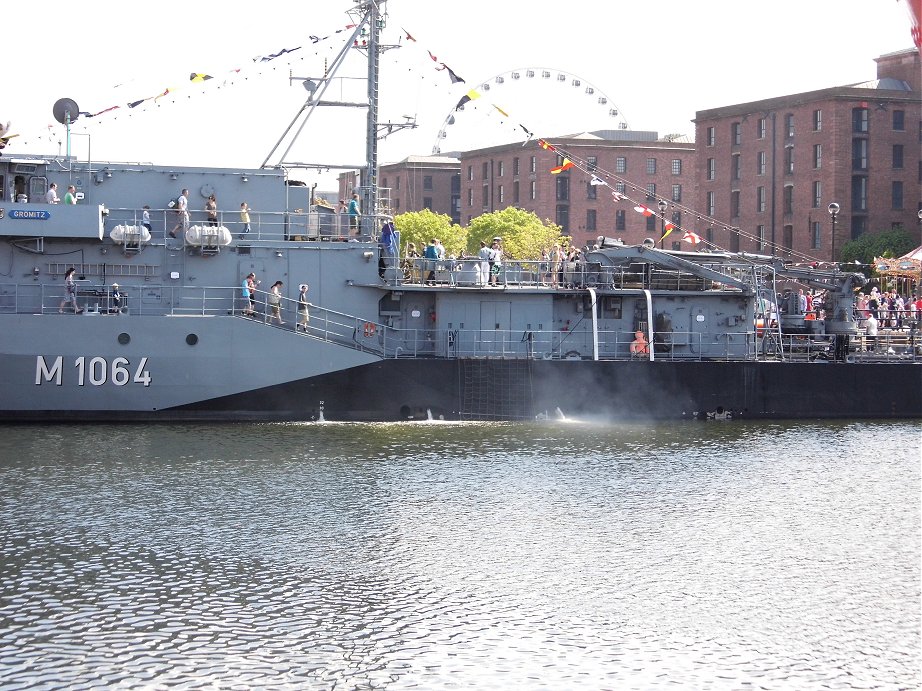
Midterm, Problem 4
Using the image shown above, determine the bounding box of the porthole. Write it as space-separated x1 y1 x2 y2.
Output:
186 334 199 346
117 332 130 345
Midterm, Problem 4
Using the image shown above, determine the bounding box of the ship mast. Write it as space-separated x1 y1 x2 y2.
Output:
262 0 387 222
364 0 382 223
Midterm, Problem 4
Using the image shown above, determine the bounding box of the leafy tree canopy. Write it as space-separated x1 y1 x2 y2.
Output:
839 228 917 275
465 207 566 259
393 209 466 258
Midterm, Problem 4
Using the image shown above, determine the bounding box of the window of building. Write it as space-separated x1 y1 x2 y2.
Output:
671 211 681 228
587 181 597 200
482 162 489 179
672 184 682 202
757 186 766 212
615 210 626 231
615 182 626 194
423 197 432 210
892 181 903 209
497 162 504 177
646 215 656 232
706 126 715 146
730 228 740 253
812 180 822 208
757 118 766 140
645 183 656 200
731 153 741 181
813 144 822 169
671 159 682 175
852 107 868 133
615 157 626 173
706 227 714 244
707 158 715 180
530 156 536 174
646 158 657 175
811 221 821 249
498 185 504 204
893 144 904 169
482 184 489 208
783 225 793 254
587 156 597 172
395 177 401 190
757 151 766 175
513 180 520 204
757 224 765 251
730 190 740 217
812 109 822 131
851 175 867 211
851 215 867 239
732 122 741 145
784 145 794 174
785 113 794 138
706 191 715 216
467 188 473 207
530 180 536 200
893 109 905 131
381 177 388 190
556 176 569 201
513 157 520 176
586 209 597 232
467 165 473 181
783 185 793 214
423 175 433 190
556 205 569 233
852 138 868 170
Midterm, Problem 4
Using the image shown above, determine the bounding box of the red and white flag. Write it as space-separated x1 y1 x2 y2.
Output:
682 230 702 245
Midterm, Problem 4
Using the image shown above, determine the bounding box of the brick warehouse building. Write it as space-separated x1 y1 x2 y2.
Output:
379 155 461 225
694 48 921 261
342 50 919 259
458 131 696 250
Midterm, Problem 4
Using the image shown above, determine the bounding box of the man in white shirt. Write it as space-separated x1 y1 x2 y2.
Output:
865 313 878 352
169 188 189 238
44 183 59 204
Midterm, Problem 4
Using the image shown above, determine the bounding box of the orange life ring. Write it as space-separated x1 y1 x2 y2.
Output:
363 322 376 337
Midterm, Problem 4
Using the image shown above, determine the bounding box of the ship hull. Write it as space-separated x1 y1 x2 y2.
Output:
6 353 920 422
176 358 922 422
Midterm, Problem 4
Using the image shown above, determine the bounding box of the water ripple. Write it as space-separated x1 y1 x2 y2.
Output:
0 420 918 689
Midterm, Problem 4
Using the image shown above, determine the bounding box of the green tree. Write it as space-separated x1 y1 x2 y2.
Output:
839 228 916 275
393 209 466 257
465 207 565 259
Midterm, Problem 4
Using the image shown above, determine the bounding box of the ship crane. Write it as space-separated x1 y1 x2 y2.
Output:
768 260 867 337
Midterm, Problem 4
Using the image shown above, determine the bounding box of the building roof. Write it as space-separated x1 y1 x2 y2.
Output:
382 154 460 168
847 77 912 91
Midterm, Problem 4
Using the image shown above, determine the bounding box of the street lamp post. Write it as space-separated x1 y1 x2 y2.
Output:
827 202 840 267
657 199 668 249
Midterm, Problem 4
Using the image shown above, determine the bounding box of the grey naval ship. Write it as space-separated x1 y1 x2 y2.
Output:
1 2 920 423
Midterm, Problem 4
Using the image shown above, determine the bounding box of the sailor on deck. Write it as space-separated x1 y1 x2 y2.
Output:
630 331 649 357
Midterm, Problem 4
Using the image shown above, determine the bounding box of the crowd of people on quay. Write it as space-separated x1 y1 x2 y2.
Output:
776 285 922 327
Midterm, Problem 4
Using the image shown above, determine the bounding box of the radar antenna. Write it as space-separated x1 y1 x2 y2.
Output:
52 98 80 159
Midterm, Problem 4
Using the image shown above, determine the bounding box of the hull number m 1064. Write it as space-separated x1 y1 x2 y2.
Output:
36 356 152 387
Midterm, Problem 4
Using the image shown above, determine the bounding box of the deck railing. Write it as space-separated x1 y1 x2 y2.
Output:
1 281 919 363
103 206 385 243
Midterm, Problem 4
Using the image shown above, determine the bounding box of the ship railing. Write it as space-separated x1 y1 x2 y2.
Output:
380 327 756 362
104 207 390 243
6 282 920 362
396 258 744 291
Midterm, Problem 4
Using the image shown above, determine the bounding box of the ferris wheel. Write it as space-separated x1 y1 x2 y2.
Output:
431 67 630 155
